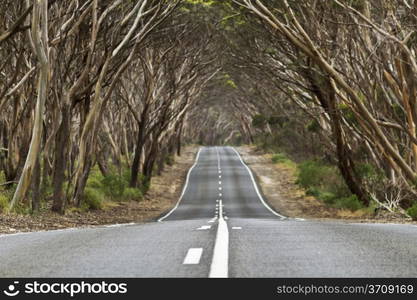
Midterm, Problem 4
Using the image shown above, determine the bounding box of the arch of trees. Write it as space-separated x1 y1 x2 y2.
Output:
1 0 417 215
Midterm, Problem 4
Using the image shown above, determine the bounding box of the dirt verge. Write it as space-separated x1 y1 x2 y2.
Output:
0 146 198 234
237 145 413 224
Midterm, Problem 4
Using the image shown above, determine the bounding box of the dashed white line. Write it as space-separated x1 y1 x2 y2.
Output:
197 225 212 230
218 187 222 191
232 227 242 230
183 248 203 265
219 181 222 185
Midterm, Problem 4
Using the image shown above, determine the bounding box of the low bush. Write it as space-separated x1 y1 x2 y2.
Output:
297 160 335 189
407 203 417 221
271 153 289 164
101 173 127 200
82 188 103 210
297 160 363 211
123 188 143 201
0 193 8 213
333 195 363 211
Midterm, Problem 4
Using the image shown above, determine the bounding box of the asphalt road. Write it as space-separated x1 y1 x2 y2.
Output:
1 146 417 277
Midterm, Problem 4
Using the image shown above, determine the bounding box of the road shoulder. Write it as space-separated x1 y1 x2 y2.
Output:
236 145 413 224
0 146 199 234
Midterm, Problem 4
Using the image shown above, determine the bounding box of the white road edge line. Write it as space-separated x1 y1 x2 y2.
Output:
229 147 287 219
158 148 202 222
209 199 229 278
183 248 203 265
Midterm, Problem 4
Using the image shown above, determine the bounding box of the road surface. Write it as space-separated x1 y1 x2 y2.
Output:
1 146 417 277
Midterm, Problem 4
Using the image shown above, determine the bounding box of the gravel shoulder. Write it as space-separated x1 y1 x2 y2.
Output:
0 146 199 234
236 145 413 224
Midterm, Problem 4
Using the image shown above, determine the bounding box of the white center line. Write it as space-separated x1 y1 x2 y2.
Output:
183 248 203 265
218 187 222 191
232 227 242 230
209 199 229 278
219 181 222 185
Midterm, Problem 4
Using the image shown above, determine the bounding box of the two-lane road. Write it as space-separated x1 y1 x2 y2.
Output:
1 146 417 277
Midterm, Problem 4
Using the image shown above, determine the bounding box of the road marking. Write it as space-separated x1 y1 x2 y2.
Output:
209 199 229 278
158 148 202 222
232 227 242 230
219 175 222 179
183 248 203 265
219 170 221 174
215 146 221 170
218 187 222 190
197 225 212 230
219 193 222 197
229 147 286 219
219 181 222 185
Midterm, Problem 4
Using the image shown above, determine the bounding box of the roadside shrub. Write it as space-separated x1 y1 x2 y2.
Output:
407 203 417 221
82 188 103 210
297 160 363 211
123 188 143 201
333 195 363 211
0 194 9 213
320 192 337 205
297 160 334 189
165 155 175 166
271 153 289 164
101 173 127 200
306 187 320 197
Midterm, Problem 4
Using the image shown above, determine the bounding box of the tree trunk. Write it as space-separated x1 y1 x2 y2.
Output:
52 103 70 214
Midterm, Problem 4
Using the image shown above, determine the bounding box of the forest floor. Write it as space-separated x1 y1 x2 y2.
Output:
0 146 199 234
237 145 414 224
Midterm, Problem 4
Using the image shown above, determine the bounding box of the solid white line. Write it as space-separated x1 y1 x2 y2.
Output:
209 199 229 278
158 148 202 222
183 248 203 264
229 147 286 219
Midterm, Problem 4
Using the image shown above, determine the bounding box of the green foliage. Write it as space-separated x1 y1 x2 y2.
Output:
101 174 127 200
333 195 363 211
0 193 9 213
298 160 363 211
297 161 335 189
82 188 103 210
252 114 267 129
225 79 237 89
338 103 357 124
271 153 289 164
86 169 104 189
165 155 175 166
123 188 143 202
306 119 321 133
407 203 417 221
